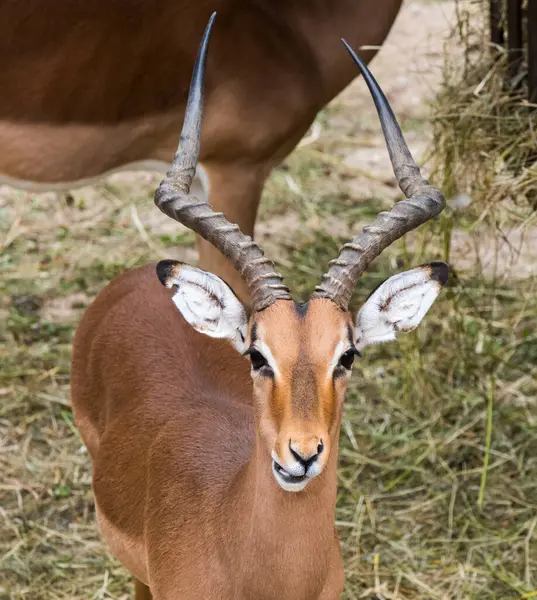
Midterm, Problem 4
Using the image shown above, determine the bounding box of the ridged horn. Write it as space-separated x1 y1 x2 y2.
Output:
312 40 446 309
154 13 291 311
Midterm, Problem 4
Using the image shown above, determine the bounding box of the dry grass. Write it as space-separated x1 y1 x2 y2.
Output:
2 155 536 600
430 0 537 213
1 0 537 598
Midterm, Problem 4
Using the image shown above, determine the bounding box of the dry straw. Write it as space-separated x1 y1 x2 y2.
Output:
430 0 537 218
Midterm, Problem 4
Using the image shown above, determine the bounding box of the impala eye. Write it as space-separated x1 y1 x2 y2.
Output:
338 348 360 371
249 350 267 370
244 346 275 378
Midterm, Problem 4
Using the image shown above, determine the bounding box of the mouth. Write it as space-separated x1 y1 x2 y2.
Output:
272 460 308 491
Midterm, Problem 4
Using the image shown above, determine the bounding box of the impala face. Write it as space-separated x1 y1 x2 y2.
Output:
157 259 448 493
246 299 355 492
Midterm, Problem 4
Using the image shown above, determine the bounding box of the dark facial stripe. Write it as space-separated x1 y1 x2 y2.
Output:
294 301 309 318
250 322 258 345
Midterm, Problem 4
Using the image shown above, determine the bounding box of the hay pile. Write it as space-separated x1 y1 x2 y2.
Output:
430 0 537 218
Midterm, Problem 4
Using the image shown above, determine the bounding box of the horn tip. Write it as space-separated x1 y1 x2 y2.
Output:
200 12 217 48
341 39 364 70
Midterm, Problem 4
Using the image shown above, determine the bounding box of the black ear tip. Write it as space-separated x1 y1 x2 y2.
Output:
156 259 182 287
429 261 449 286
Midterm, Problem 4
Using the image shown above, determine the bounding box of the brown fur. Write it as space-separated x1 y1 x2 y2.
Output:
71 264 354 599
0 0 402 300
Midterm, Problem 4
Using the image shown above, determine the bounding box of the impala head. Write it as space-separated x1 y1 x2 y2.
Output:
154 15 449 492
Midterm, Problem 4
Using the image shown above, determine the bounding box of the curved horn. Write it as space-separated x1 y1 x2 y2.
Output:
312 40 446 310
154 13 291 311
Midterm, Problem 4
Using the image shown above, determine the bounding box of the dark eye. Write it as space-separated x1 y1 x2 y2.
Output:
249 350 268 371
339 348 359 371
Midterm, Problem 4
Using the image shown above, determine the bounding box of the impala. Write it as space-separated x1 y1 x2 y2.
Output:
71 16 448 600
2 0 404 301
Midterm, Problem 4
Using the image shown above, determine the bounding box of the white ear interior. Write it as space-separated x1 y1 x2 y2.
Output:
355 266 445 351
162 263 248 353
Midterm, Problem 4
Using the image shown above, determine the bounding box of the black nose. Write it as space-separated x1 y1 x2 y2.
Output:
289 440 324 469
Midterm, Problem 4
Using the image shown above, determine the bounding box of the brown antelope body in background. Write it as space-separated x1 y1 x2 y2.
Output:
71 17 448 600
0 0 404 300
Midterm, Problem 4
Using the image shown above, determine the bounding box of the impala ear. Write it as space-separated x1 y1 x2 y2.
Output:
355 262 449 351
156 260 248 353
